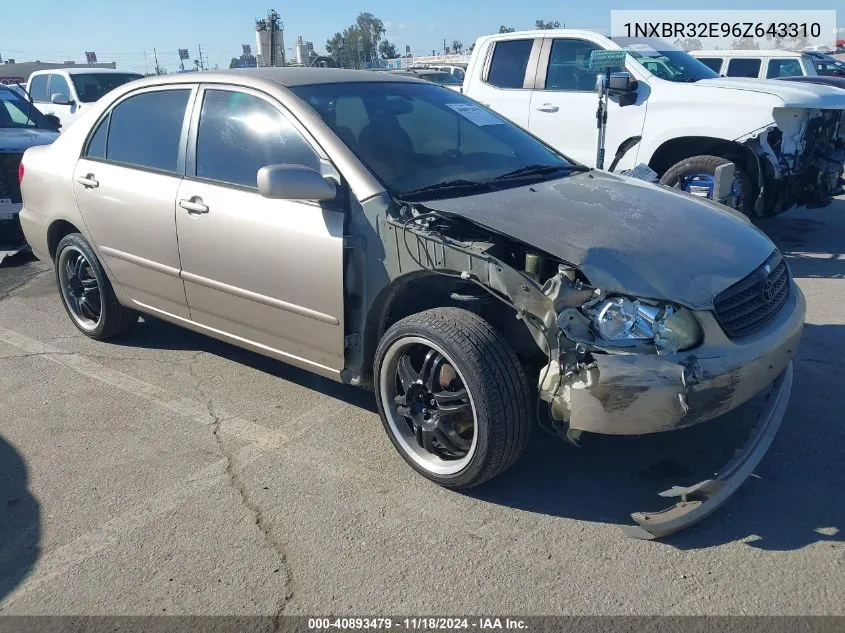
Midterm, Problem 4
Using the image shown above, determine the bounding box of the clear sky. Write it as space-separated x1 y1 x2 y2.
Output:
1 0 842 73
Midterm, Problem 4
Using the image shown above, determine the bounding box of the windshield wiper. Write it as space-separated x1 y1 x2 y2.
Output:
489 163 590 182
400 179 493 200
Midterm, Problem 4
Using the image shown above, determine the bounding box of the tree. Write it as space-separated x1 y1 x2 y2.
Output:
229 57 240 69
674 38 703 51
325 12 386 68
730 37 759 50
498 25 515 34
379 40 397 59
535 20 561 30
451 40 463 54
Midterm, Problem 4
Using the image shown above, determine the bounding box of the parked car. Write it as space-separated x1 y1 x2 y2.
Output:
432 64 467 82
463 31 845 215
19 68 804 539
389 68 463 91
691 49 821 79
803 52 845 78
25 68 143 130
692 49 845 94
0 84 59 262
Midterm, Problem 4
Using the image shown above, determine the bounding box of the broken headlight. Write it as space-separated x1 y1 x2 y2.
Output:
583 295 703 354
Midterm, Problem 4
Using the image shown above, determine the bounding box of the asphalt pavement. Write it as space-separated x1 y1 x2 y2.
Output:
0 198 843 617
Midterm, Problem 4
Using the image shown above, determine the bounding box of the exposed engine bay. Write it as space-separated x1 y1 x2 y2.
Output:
749 107 845 213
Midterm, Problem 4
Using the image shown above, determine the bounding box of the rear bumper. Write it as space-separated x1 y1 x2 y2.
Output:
622 361 793 540
17 207 50 263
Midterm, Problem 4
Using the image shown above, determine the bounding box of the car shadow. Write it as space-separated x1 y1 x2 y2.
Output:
99 202 844 549
755 198 845 280
466 323 844 550
0 434 40 601
112 316 378 414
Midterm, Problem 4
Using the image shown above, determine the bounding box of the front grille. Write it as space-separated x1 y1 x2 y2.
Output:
714 251 790 339
0 153 23 203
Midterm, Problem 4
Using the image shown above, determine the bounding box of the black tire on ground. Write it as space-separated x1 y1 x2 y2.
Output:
660 154 755 216
55 233 137 340
373 307 533 489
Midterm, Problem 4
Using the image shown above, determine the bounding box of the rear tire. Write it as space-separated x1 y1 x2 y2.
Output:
660 154 754 216
374 308 532 489
55 233 136 340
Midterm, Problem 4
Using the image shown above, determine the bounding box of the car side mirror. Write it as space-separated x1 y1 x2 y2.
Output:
607 72 638 106
50 92 73 105
257 164 337 201
44 114 61 131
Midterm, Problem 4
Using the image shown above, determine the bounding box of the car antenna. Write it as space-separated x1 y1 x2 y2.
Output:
587 49 628 170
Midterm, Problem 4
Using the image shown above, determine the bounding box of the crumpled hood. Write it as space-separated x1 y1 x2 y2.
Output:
0 128 59 153
427 171 777 310
694 76 845 109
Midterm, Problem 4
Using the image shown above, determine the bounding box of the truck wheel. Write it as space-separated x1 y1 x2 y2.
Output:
374 308 532 489
660 155 754 215
55 233 137 340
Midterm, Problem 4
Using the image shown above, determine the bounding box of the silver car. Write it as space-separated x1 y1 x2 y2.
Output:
18 69 804 539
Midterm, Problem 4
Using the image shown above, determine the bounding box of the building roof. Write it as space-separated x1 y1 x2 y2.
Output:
31 67 143 76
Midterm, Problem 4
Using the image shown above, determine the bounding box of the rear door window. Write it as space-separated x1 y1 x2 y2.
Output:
766 59 803 78
194 89 320 189
105 89 190 173
726 58 762 78
696 58 723 73
486 39 534 88
29 75 49 103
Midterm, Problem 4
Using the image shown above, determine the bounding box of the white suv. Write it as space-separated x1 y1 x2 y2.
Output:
690 49 818 80
25 68 143 130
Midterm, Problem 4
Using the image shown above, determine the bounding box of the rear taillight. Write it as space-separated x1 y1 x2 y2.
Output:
18 162 24 184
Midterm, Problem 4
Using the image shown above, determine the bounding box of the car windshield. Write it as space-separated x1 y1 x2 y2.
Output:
0 87 53 129
291 81 577 199
612 37 719 82
70 73 143 103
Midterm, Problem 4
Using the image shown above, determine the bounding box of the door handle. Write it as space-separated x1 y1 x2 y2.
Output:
535 103 559 113
75 174 99 189
178 198 209 214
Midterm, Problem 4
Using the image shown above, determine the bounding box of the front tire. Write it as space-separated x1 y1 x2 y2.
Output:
374 308 532 489
660 154 754 216
55 233 136 340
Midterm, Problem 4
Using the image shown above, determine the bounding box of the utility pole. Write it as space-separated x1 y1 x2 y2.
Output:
153 48 161 75
143 50 149 74
197 44 206 70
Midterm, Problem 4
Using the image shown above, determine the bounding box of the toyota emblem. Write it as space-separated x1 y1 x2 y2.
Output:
761 277 776 304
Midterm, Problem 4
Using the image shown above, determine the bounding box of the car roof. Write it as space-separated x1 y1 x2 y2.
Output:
213 67 424 86
691 49 804 57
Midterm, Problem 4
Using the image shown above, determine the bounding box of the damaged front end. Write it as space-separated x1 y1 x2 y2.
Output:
745 107 845 214
386 208 803 539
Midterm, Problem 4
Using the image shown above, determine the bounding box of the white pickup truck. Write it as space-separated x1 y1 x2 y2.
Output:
25 68 143 130
463 30 845 215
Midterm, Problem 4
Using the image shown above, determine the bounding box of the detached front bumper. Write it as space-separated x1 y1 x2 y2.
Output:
622 361 793 540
